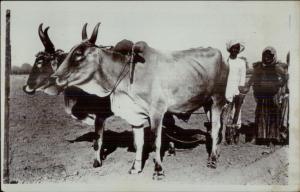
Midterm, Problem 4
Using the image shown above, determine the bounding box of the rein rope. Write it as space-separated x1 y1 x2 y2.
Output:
165 103 230 145
108 61 130 95
94 45 131 96
129 45 135 84
164 132 205 144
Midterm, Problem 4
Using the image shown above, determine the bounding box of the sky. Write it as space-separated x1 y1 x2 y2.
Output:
0 1 297 67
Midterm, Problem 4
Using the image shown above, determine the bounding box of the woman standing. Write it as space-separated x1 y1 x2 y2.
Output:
247 47 288 146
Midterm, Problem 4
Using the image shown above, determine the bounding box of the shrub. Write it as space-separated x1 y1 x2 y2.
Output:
11 63 32 75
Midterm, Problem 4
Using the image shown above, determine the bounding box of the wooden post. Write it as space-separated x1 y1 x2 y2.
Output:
4 9 11 184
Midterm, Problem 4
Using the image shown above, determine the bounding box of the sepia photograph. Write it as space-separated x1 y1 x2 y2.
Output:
1 1 299 191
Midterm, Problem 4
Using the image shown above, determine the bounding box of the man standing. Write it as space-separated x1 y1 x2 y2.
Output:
225 40 248 143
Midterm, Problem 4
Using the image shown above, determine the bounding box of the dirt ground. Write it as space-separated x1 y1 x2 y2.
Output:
7 75 288 185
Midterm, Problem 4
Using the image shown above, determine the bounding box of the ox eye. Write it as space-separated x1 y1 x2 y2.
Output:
75 50 83 55
73 50 86 62
36 60 43 67
75 55 84 62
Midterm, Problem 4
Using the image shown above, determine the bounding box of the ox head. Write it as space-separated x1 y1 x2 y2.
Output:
52 23 146 97
52 23 146 92
52 23 103 89
23 24 65 95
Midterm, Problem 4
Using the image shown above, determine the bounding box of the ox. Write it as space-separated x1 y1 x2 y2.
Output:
23 24 113 167
23 24 180 168
52 23 228 179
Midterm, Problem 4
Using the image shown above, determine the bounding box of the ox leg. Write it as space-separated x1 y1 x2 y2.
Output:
207 101 223 169
163 113 176 156
150 107 167 180
129 126 144 174
204 98 213 123
93 116 105 168
204 98 213 133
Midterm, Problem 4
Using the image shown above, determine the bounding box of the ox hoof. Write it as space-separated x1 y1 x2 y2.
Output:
207 161 217 169
234 135 240 144
128 160 142 174
153 162 165 180
167 143 176 156
152 171 165 180
93 159 102 168
207 156 218 169
101 153 107 160
128 168 142 174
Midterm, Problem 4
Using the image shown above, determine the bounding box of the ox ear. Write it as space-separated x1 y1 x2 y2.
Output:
82 23 88 40
89 22 101 44
133 41 147 64
133 41 146 54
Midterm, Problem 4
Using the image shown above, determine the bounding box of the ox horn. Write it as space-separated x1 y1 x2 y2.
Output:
89 22 101 44
38 23 55 53
82 23 88 40
44 27 55 53
38 23 46 44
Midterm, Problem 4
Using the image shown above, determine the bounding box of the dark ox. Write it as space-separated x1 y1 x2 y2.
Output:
23 24 180 168
52 23 228 179
23 24 113 167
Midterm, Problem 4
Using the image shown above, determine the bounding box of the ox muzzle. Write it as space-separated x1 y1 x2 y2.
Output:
23 85 36 95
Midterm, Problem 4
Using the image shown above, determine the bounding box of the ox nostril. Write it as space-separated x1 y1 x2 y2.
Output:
55 77 67 87
50 73 58 78
55 78 60 84
50 72 68 87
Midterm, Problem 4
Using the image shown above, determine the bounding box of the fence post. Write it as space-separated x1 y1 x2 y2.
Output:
4 9 11 184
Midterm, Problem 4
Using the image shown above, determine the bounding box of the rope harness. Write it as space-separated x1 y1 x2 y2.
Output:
164 132 205 144
96 44 139 95
129 45 136 84
93 45 131 96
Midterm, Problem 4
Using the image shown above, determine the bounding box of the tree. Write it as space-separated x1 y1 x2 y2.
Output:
11 65 20 74
20 63 32 73
11 63 32 75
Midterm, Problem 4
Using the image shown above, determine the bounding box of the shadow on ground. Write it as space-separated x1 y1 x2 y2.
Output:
66 124 209 163
66 121 288 170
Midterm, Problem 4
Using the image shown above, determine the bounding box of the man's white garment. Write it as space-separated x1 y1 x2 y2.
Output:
226 57 246 128
226 57 246 102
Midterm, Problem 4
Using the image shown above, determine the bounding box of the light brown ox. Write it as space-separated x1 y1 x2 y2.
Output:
52 23 228 179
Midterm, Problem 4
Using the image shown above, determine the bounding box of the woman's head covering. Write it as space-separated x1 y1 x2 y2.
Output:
262 46 277 65
226 40 245 53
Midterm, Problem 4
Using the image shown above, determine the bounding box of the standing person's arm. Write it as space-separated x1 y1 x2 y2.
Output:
225 60 234 102
239 60 247 87
241 62 259 94
275 62 289 98
238 60 247 94
275 62 289 86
